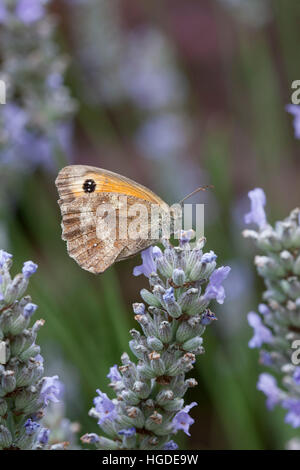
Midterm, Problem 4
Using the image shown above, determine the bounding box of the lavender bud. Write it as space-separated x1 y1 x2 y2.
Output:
280 250 294 271
172 269 186 286
10 334 27 356
293 254 300 275
1 370 16 394
19 344 41 362
137 363 156 380
149 352 166 376
157 321 173 343
182 336 204 352
8 314 28 336
162 397 184 412
145 411 163 431
0 399 7 417
129 340 148 360
135 314 157 337
120 390 140 406
156 389 174 405
178 288 199 312
132 380 151 399
83 434 119 450
0 425 12 448
81 433 100 445
119 363 137 389
133 303 145 315
147 336 164 351
126 407 145 428
156 256 174 278
162 289 182 318
4 275 28 304
176 316 203 343
140 289 161 307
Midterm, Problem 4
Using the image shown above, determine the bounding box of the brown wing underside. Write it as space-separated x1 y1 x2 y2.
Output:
56 165 167 274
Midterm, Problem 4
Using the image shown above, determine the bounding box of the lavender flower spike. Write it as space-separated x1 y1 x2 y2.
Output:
84 231 230 450
0 0 75 175
244 190 300 431
0 251 64 450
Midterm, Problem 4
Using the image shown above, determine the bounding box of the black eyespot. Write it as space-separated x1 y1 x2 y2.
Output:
83 179 96 193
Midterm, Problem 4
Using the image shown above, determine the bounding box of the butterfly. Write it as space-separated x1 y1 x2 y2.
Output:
56 165 210 274
55 165 174 274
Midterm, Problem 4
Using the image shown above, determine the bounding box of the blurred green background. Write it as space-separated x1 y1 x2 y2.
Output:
1 0 300 449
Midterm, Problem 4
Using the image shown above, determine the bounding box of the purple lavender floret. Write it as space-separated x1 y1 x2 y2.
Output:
22 261 38 278
244 188 267 230
172 402 197 436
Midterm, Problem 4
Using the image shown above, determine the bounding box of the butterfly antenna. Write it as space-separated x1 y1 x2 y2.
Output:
179 185 214 205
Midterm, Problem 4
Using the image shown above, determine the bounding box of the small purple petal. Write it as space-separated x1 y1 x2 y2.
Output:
204 266 231 304
163 287 175 304
201 251 217 264
39 428 50 445
118 427 136 437
179 229 195 245
200 310 217 325
82 433 100 444
133 247 159 278
133 303 146 315
259 351 273 367
0 250 12 268
293 367 300 385
16 0 47 24
283 399 300 428
107 365 122 383
172 402 197 436
258 303 270 315
248 312 273 348
286 104 300 139
257 373 281 410
23 302 38 319
244 188 267 230
40 376 61 406
35 354 44 364
163 440 179 450
22 261 38 278
25 418 40 436
0 3 8 24
94 389 117 425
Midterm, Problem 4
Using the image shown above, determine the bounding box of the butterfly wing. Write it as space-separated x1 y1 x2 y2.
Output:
55 165 168 274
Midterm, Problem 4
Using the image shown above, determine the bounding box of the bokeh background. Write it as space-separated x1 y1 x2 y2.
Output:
1 0 300 449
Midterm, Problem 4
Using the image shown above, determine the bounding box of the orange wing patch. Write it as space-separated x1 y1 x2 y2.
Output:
56 165 166 205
